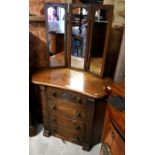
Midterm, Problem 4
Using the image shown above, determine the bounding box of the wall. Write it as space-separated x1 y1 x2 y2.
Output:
29 0 63 16
29 23 49 70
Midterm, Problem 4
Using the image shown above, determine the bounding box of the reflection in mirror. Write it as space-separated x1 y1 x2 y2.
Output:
45 4 66 67
89 8 108 76
71 7 88 70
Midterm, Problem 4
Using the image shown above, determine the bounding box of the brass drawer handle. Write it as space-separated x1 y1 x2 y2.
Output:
75 136 80 141
76 97 81 103
75 111 81 117
71 136 80 142
52 118 56 122
72 136 80 142
50 105 56 110
53 128 57 133
74 124 80 130
51 91 56 97
49 118 56 123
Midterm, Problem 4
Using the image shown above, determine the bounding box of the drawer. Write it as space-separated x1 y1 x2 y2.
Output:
48 99 86 121
46 87 87 107
49 124 83 145
49 113 84 133
103 120 125 155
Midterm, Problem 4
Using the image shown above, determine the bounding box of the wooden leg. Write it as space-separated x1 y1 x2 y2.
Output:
43 129 50 137
82 143 91 151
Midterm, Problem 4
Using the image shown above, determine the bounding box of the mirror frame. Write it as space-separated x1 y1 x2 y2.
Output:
67 3 91 71
44 2 68 68
87 4 113 77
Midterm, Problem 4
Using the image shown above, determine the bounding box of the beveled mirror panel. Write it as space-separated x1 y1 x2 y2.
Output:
88 5 113 77
45 3 67 68
69 4 91 70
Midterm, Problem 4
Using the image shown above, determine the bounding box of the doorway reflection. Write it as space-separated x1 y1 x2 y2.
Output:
71 7 88 70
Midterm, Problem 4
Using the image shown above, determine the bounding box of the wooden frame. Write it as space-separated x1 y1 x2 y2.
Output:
87 4 113 78
67 3 91 71
44 2 68 68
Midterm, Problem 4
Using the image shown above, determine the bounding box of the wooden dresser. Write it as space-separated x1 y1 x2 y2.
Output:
100 80 125 155
32 68 110 151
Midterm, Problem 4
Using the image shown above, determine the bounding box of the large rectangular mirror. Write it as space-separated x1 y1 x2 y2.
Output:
45 3 67 68
68 4 91 70
88 4 113 77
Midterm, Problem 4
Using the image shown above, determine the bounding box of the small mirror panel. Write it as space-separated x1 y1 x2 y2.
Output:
45 3 67 67
69 5 90 70
88 5 113 77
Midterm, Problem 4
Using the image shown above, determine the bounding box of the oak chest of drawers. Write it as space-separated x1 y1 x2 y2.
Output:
32 68 109 151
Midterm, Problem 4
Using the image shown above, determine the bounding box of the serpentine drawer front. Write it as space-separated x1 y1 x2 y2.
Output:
48 98 86 122
49 113 85 133
46 87 87 106
49 124 83 145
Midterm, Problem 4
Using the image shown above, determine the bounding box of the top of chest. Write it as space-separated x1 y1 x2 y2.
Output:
32 68 110 99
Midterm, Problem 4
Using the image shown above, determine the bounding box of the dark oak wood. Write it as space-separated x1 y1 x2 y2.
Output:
39 85 50 137
32 68 108 99
100 80 125 155
32 68 111 151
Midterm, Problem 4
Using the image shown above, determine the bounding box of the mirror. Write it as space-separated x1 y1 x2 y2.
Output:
45 3 67 67
88 5 113 77
69 5 90 70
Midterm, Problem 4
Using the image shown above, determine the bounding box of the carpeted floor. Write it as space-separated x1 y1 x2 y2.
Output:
29 125 101 155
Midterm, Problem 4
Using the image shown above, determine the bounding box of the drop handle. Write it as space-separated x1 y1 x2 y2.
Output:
74 124 80 130
53 128 57 133
50 105 56 110
51 91 56 97
73 136 80 141
76 136 80 141
76 97 81 103
52 118 56 122
49 118 56 123
75 111 81 117
71 136 80 142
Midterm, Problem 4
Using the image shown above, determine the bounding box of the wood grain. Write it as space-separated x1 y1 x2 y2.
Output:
32 68 109 98
101 80 125 155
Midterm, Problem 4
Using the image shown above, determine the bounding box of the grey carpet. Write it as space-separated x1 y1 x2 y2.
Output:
29 125 101 155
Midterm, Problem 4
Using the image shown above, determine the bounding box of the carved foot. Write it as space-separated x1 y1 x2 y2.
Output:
82 143 91 151
43 129 50 137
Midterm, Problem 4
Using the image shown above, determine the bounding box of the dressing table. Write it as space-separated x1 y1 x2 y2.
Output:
32 3 113 151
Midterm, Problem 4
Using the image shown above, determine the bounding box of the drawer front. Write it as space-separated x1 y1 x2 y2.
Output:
48 99 86 121
46 87 87 107
104 120 125 155
49 113 84 133
49 124 83 145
